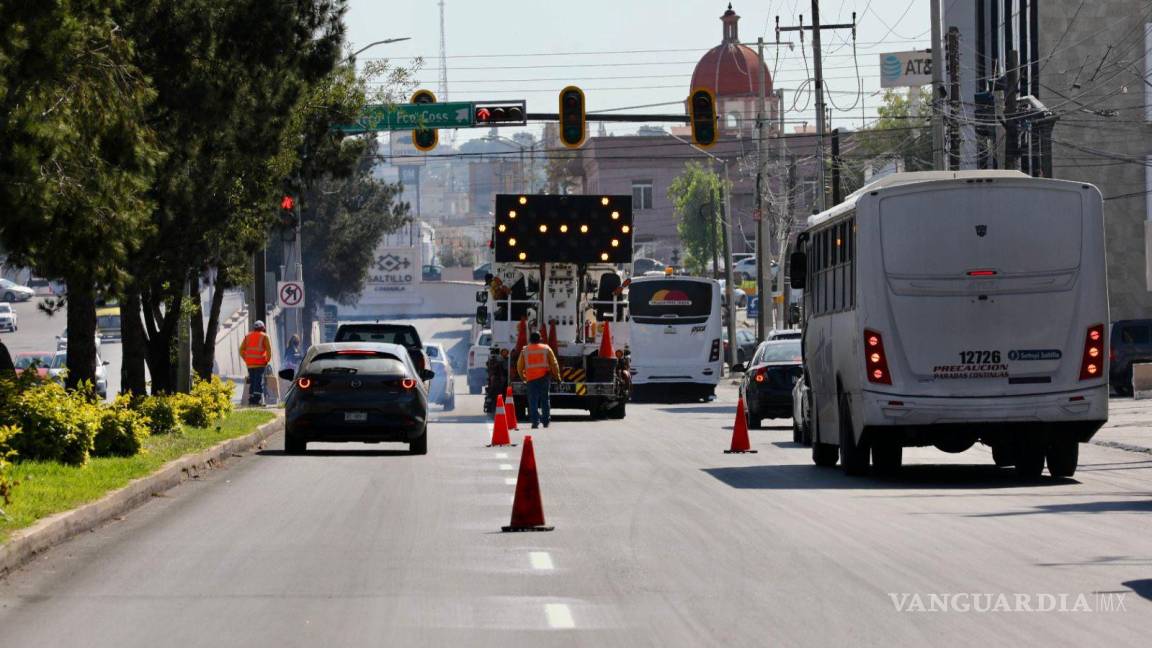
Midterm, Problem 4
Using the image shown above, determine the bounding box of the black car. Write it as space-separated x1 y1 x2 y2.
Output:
335 322 430 375
724 328 758 364
280 342 434 454
736 339 803 429
1109 319 1152 395
472 262 491 281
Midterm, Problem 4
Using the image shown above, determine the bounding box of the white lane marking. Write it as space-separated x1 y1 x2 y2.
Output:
529 551 554 570
544 603 575 629
504 477 518 486
499 463 515 471
494 452 509 459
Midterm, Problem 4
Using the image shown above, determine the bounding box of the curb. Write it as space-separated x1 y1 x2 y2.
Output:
0 412 284 577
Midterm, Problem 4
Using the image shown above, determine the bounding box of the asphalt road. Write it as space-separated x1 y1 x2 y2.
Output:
0 317 1150 646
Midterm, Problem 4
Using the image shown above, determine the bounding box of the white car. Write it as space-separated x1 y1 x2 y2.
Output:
49 350 109 399
767 328 802 341
424 343 456 410
56 329 102 351
717 279 748 308
0 279 34 303
0 302 16 332
467 329 492 394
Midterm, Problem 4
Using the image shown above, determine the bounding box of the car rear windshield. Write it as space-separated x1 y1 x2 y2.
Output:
306 353 406 376
478 333 492 346
0 305 11 313
758 341 802 363
335 326 419 347
15 354 52 369
628 280 714 321
425 346 440 358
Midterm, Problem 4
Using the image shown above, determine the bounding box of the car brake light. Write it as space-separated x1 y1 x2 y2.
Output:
864 329 892 385
754 369 765 383
401 378 416 389
966 269 997 276
296 377 312 390
1079 323 1105 380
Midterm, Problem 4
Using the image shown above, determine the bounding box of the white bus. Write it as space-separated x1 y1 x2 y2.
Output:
627 276 723 401
792 171 1108 478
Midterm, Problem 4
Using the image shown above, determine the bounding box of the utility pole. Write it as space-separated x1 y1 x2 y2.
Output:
830 129 842 204
947 27 961 170
930 0 945 169
253 248 266 334
1004 50 1019 170
775 88 787 331
777 4 855 213
721 163 738 371
755 37 768 341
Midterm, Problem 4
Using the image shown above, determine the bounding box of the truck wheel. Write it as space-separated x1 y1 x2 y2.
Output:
838 391 869 476
1046 437 1079 478
607 400 626 419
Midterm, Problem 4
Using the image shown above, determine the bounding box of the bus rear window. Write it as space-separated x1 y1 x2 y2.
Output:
628 280 714 320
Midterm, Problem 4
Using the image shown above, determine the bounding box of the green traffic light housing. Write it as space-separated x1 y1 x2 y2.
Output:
689 87 717 147
410 89 438 152
558 86 586 149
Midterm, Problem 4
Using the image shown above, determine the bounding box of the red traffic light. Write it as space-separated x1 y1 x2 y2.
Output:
473 103 526 125
280 195 295 210
475 107 491 122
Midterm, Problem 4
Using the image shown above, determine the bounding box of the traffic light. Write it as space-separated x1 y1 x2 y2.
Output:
410 89 438 152
279 194 298 228
558 86 586 149
688 87 718 147
473 101 526 126
493 194 633 264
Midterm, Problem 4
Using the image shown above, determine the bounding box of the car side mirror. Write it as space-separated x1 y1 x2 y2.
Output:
789 251 807 289
476 305 488 326
476 290 487 303
102 361 110 366
278 368 295 381
732 363 746 373
420 369 436 381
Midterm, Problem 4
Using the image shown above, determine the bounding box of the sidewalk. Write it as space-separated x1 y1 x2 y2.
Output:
1095 398 1152 455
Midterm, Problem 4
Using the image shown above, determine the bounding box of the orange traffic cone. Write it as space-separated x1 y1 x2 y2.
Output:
724 397 758 453
488 394 514 447
598 320 614 358
539 322 548 344
502 435 554 532
547 320 558 352
504 386 520 430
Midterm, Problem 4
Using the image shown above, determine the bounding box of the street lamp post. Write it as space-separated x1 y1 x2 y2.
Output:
346 37 411 63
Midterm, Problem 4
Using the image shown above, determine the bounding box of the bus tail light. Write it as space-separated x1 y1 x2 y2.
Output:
1079 323 1105 380
709 339 721 362
864 329 892 385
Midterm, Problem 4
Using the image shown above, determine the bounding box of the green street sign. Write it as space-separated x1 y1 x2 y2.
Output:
336 101 475 133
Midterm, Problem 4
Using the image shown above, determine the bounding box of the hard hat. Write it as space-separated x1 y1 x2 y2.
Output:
254 320 266 330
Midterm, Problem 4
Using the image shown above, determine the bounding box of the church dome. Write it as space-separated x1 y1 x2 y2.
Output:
689 4 773 98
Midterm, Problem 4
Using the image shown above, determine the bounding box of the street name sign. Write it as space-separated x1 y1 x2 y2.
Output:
336 102 474 134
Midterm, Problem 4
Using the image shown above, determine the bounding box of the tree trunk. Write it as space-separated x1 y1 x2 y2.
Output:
120 288 149 396
64 278 97 392
142 287 181 394
191 269 227 381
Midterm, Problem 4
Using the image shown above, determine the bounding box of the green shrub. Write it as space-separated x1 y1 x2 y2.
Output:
0 424 18 506
93 398 151 457
135 395 181 436
6 382 100 466
174 377 234 428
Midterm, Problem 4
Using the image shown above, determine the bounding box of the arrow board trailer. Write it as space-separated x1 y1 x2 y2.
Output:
627 276 723 402
483 194 633 420
791 171 1108 478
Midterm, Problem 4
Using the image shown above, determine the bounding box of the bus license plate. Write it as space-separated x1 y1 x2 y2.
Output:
344 411 367 422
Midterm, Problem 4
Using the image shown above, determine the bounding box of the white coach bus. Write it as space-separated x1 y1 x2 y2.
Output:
628 275 723 401
791 171 1108 478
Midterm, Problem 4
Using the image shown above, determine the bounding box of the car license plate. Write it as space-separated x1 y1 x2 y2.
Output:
344 411 367 422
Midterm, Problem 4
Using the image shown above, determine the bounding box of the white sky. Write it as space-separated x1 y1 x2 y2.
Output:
344 0 931 143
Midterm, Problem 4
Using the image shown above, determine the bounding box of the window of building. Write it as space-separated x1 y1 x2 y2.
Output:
632 181 653 210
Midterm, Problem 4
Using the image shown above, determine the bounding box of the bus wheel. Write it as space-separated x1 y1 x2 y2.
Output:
1046 436 1079 478
871 439 902 475
991 443 1014 467
838 392 869 476
810 394 839 467
1013 430 1046 479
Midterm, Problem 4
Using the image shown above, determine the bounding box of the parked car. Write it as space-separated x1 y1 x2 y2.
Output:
632 257 665 276
0 302 16 332
791 370 811 445
767 328 802 341
467 329 492 394
1109 319 1152 395
424 343 456 410
731 258 779 284
717 279 748 308
723 328 758 365
56 328 101 351
26 277 57 296
334 322 430 377
422 264 443 282
279 342 433 454
735 339 803 429
472 262 492 281
13 351 53 378
49 350 109 398
0 278 34 302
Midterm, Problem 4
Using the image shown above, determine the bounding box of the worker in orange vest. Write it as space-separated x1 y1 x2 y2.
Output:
516 331 560 429
240 320 273 405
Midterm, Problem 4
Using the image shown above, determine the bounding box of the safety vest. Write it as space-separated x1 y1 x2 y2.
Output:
241 331 271 368
522 344 552 381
